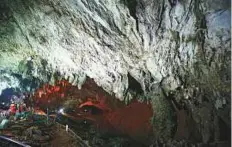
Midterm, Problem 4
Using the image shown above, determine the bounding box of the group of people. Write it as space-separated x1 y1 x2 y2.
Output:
0 94 29 122
0 94 31 129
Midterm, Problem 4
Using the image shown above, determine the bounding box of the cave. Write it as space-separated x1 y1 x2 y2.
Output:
0 0 231 147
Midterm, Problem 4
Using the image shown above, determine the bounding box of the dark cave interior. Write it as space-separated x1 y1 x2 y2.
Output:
0 77 230 146
0 78 154 146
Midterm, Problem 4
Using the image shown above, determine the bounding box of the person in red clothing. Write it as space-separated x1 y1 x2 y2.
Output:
9 103 16 115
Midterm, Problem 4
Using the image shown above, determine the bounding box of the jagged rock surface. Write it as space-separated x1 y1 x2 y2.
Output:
0 0 230 143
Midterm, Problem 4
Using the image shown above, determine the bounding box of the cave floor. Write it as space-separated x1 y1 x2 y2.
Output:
0 117 89 147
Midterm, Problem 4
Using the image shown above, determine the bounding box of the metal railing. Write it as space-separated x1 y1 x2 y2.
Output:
56 122 91 147
0 136 31 147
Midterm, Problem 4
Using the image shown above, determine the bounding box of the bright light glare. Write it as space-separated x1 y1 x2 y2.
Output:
59 108 64 114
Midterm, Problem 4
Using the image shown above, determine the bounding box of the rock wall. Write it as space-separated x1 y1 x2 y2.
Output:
0 0 230 142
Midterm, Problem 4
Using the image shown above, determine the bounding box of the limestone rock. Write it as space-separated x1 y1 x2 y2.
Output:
0 0 230 142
